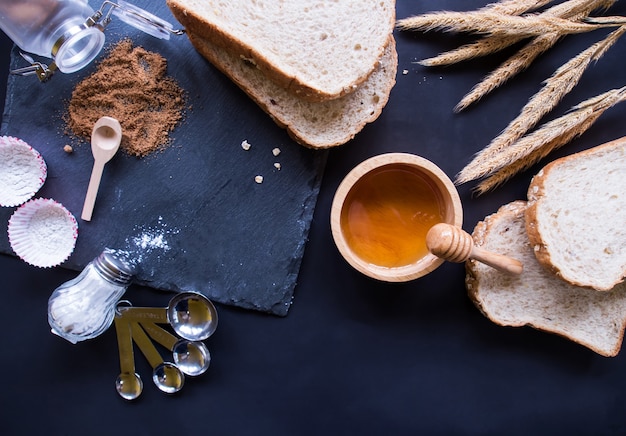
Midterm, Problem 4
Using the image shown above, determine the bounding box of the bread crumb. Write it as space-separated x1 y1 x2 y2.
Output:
241 140 251 150
402 69 408 75
274 162 281 170
255 175 263 184
63 144 73 153
272 147 281 156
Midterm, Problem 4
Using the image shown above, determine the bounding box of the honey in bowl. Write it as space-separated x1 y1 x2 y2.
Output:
330 153 463 282
340 164 444 268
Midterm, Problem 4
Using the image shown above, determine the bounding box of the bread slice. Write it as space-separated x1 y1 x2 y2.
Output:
525 138 626 291
467 201 626 357
187 32 397 149
166 0 396 101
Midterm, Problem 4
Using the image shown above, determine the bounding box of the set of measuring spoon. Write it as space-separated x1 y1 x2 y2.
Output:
113 291 218 400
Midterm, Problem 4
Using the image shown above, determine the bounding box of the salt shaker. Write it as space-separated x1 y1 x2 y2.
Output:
48 249 135 344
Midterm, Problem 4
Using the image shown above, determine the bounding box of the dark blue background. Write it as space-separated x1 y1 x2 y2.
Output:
2 1 625 434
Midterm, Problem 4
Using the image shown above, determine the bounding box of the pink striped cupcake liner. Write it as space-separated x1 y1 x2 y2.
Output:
8 198 78 268
0 136 47 207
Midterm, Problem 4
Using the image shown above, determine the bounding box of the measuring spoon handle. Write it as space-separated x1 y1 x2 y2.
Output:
114 315 136 375
130 322 165 369
140 321 178 351
118 307 168 323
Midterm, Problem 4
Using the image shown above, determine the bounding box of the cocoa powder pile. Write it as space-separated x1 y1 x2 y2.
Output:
67 39 186 157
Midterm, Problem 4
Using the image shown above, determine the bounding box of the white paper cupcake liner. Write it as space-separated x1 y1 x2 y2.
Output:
0 136 47 207
8 198 78 268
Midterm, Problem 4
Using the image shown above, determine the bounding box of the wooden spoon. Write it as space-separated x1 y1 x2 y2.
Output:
426 223 523 275
81 116 122 221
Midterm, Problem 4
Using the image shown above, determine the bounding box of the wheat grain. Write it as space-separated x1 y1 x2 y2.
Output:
418 0 616 67
474 86 626 194
456 26 626 184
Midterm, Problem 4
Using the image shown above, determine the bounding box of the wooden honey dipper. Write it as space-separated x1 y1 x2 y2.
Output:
426 223 523 275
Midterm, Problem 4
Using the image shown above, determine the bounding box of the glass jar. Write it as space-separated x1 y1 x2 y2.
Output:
0 0 105 73
48 249 135 344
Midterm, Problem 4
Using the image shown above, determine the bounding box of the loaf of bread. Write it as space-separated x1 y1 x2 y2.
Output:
525 138 626 291
187 33 397 148
467 201 626 357
166 0 396 101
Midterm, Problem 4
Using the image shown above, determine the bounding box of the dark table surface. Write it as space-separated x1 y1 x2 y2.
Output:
2 1 626 434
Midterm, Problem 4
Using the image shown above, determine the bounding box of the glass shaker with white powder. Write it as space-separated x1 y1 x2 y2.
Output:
48 249 135 344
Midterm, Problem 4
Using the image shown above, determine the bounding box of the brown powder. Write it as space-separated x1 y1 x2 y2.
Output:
66 39 186 157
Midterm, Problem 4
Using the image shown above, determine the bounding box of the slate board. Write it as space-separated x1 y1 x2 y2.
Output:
0 0 327 316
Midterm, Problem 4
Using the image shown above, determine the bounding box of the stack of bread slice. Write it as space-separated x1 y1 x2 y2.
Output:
467 138 626 357
166 0 398 149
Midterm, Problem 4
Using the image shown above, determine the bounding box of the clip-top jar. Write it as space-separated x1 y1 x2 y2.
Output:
0 0 105 73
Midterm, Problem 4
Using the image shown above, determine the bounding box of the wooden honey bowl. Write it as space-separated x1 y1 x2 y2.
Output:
330 153 463 282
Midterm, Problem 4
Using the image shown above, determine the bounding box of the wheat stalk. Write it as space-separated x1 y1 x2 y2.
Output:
455 33 562 111
474 86 626 194
583 15 626 24
395 11 611 36
419 0 616 67
399 0 555 38
455 25 626 184
419 35 521 67
455 0 617 110
485 0 555 14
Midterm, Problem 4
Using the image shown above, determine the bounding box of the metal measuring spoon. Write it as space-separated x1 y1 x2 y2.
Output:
113 315 143 400
130 322 184 394
140 321 210 377
167 292 218 341
116 292 218 341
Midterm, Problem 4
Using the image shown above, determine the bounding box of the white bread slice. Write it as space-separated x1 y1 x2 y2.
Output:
187 32 397 149
466 201 626 357
166 0 396 102
525 138 626 291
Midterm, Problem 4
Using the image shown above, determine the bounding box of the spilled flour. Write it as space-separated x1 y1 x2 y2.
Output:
111 216 179 270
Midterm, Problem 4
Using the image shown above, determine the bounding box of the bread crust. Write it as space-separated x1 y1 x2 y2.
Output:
525 138 626 291
186 32 397 149
166 0 395 102
467 200 626 357
466 201 527 321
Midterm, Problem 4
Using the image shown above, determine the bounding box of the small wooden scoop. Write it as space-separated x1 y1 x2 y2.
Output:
426 223 523 275
81 116 122 221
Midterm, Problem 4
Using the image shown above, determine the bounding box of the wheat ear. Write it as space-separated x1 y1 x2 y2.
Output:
474 86 626 194
455 26 626 184
484 0 556 15
418 0 616 67
455 0 617 110
455 33 562 111
395 11 610 36
419 35 523 67
583 15 626 24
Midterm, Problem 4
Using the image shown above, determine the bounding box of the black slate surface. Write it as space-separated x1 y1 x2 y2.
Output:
0 0 327 316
